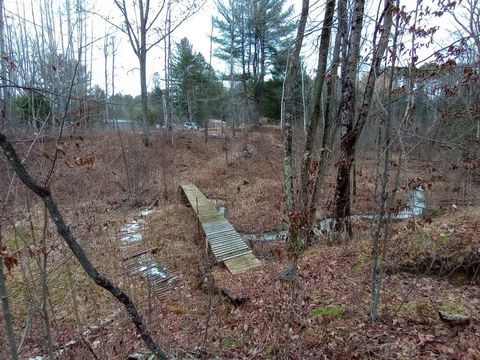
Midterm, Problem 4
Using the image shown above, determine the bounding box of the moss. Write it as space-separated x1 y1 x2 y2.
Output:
397 299 435 317
168 305 185 314
438 301 470 314
264 343 279 357
440 234 453 245
311 289 323 300
311 305 344 318
222 336 239 347
353 264 364 273
429 207 442 218
3 233 33 248
262 284 273 294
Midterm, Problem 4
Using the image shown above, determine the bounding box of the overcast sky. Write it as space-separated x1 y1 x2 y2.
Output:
5 0 465 96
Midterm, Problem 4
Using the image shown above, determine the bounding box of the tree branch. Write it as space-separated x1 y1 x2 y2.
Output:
0 131 167 360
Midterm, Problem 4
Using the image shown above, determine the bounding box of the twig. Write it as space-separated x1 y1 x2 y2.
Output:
0 131 167 359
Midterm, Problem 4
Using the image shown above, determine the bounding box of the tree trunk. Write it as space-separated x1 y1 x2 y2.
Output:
40 207 55 359
299 0 336 216
333 0 365 237
0 132 167 360
334 0 393 238
140 51 149 146
0 0 10 125
307 0 346 228
0 226 19 360
282 0 309 266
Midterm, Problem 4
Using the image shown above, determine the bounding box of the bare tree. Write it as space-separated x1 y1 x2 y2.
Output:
334 0 394 237
0 131 167 359
0 0 10 125
282 0 340 273
0 225 19 360
451 0 480 139
113 0 204 146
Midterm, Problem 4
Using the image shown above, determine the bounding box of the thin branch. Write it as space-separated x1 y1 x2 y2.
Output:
0 131 167 360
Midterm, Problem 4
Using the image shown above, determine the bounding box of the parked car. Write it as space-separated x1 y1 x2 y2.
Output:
183 121 199 130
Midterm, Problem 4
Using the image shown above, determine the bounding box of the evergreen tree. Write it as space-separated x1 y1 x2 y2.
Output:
212 0 295 125
170 38 224 127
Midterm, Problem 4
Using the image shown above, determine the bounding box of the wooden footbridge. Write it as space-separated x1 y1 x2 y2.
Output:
181 184 261 274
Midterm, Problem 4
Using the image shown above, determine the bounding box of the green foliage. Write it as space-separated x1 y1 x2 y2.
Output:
429 207 441 218
310 305 344 318
170 37 225 124
148 107 160 126
15 92 51 128
212 0 295 122
212 0 294 75
353 264 364 273
311 289 323 299
441 234 453 245
261 78 282 121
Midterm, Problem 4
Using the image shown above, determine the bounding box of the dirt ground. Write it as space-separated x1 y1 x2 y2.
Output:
1 127 479 359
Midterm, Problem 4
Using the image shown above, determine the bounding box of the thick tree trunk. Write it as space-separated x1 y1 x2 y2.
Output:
334 0 393 238
333 0 365 237
299 0 336 220
282 0 309 266
307 0 346 227
0 132 167 360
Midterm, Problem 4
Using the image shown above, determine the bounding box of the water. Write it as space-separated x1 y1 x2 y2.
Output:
241 187 427 241
210 199 227 216
138 265 168 278
119 208 174 285
119 207 155 243
392 187 426 219
242 231 288 242
139 208 154 216
121 233 142 243
121 220 140 234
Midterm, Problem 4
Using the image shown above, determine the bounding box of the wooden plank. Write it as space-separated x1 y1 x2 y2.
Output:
224 252 262 274
181 183 261 274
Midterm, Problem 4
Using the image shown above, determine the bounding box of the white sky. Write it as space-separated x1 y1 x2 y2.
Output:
90 0 222 95
4 0 468 96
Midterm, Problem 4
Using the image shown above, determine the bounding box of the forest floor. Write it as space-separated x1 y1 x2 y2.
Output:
1 127 479 359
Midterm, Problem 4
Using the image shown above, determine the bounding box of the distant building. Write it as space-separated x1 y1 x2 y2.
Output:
208 119 227 129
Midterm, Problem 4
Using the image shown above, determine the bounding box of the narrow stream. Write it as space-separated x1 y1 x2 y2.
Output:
27 208 172 359
240 187 427 241
120 208 175 288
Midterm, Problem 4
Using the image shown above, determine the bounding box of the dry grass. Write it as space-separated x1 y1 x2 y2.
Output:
1 126 479 358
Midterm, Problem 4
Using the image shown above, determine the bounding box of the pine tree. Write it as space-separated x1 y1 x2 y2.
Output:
170 38 224 126
212 0 295 125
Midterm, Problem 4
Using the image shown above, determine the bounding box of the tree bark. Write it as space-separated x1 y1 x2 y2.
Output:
0 131 167 360
370 0 398 321
282 0 309 265
333 0 366 237
0 0 10 125
139 0 150 146
0 226 19 360
299 0 336 213
334 0 393 238
307 0 346 228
